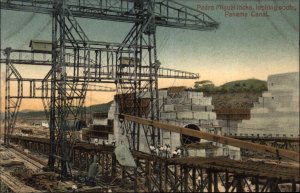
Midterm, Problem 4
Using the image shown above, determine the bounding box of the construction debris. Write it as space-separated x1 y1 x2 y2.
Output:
10 164 61 192
27 172 59 192
0 160 24 167
10 165 34 183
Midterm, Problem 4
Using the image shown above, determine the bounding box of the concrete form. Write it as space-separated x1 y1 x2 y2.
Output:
108 89 240 160
158 89 240 160
237 72 299 138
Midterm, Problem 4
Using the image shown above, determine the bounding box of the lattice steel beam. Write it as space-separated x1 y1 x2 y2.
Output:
0 49 200 80
0 0 219 31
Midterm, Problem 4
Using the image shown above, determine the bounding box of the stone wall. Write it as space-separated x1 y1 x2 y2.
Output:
237 72 299 137
107 89 240 159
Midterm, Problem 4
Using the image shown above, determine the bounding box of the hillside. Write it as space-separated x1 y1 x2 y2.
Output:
193 79 266 110
194 79 267 93
200 79 267 110
205 92 261 110
220 79 267 93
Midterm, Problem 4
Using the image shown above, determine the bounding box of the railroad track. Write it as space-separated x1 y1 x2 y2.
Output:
6 147 45 171
0 146 44 193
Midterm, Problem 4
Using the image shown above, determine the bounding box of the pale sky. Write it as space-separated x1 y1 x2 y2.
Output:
0 0 299 111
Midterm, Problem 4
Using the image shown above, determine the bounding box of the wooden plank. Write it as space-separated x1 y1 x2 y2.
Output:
122 114 300 162
0 172 41 193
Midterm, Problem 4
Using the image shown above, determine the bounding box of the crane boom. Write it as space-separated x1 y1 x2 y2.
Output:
0 0 219 30
0 49 200 80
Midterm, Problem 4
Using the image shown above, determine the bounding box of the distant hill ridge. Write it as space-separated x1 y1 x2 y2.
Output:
193 78 267 93
17 101 113 118
220 79 267 92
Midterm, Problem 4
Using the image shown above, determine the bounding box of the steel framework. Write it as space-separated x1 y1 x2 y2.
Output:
8 135 300 192
1 0 218 177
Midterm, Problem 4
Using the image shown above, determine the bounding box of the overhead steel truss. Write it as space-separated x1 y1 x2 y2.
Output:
1 0 219 177
0 49 200 81
0 0 219 30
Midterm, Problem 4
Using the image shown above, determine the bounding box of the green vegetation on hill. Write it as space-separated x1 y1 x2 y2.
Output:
194 79 267 93
206 92 261 110
193 79 267 110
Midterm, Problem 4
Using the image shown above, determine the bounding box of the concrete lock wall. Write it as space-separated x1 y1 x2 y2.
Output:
107 89 240 160
93 119 107 125
237 72 299 138
158 89 240 160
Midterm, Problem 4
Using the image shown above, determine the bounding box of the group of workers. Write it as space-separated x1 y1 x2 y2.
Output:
149 144 184 158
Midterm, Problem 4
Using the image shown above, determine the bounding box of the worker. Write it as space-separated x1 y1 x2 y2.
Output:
104 140 109 145
87 155 99 185
176 148 182 157
172 150 178 158
159 146 164 157
166 144 171 158
155 147 159 156
111 139 116 146
149 145 156 155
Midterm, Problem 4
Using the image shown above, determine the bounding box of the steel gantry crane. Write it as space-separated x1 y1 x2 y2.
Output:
1 0 219 177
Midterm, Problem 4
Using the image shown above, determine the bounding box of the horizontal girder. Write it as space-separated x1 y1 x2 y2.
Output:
0 49 200 80
0 0 219 31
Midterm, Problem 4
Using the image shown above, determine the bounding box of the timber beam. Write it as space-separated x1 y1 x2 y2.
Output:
121 114 300 162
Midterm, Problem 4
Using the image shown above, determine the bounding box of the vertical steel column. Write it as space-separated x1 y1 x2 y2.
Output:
134 159 138 192
4 48 23 146
207 169 213 192
164 163 168 192
148 0 160 147
58 0 68 177
236 175 244 192
159 162 163 191
225 170 229 192
255 175 259 192
183 166 189 192
214 172 219 192
292 179 296 192
146 160 151 191
111 154 117 177
192 168 196 192
121 166 126 185
48 1 58 171
116 0 160 151
174 165 178 191
4 48 11 145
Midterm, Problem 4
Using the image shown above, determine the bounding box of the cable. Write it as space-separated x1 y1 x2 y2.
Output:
265 16 297 49
273 0 298 32
19 17 52 49
258 1 297 50
4 13 35 41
